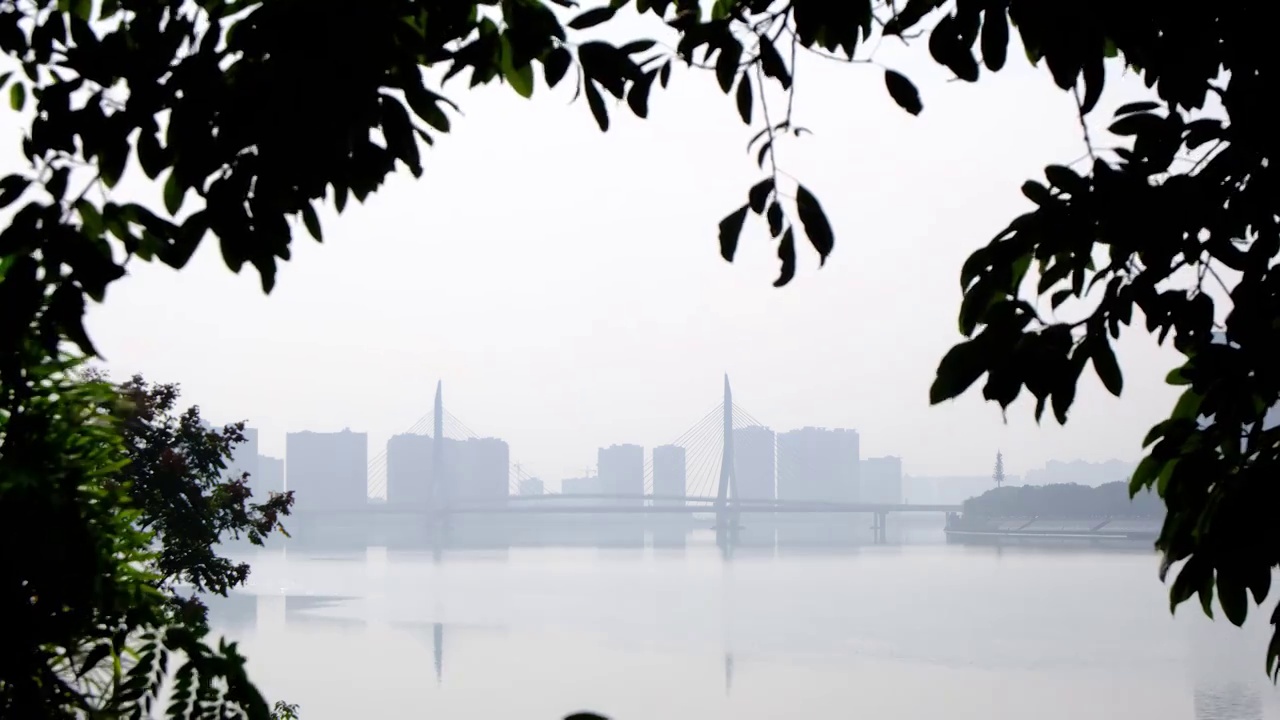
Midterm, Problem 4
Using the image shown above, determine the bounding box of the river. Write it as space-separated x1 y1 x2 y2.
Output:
209 520 1280 719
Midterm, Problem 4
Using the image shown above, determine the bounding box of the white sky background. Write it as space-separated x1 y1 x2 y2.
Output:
1 9 1191 482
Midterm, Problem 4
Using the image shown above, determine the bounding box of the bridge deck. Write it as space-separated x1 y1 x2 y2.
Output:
346 500 960 515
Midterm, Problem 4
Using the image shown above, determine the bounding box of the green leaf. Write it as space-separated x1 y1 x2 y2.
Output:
1129 453 1162 495
567 7 616 30
773 227 796 287
930 338 988 404
583 79 608 131
300 203 322 242
544 47 572 88
1171 387 1204 420
1165 367 1191 385
501 36 535 98
883 70 922 115
795 184 834 263
734 73 752 124
163 173 185 216
63 0 92 21
76 199 103 236
1090 336 1123 396
718 204 748 261
9 81 24 111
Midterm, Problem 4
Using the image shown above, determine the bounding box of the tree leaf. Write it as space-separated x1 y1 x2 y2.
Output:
734 72 752 124
757 40 791 89
501 36 535 98
715 39 742 94
626 70 654 118
0 173 30 208
567 7 616 30
773 227 796 287
300 203 322 242
544 47 572 88
718 204 748 261
795 184 834 263
980 8 1008 71
77 643 112 679
883 70 922 115
583 79 608 131
766 201 783 237
747 178 773 214
162 173 185 216
1218 571 1249 627
1115 100 1159 116
9 81 23 111
1090 336 1123 396
931 338 988 404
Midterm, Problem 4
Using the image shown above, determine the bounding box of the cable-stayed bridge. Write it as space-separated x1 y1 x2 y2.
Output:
355 376 958 541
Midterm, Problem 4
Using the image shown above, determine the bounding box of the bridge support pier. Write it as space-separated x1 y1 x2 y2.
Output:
872 511 888 544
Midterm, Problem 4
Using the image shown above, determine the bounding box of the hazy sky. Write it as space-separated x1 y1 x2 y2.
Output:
3 14 1188 483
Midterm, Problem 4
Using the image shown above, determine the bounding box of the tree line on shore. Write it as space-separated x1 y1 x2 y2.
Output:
962 481 1164 520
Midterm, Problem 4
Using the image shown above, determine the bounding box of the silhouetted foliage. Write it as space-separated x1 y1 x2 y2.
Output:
112 374 294 628
0 0 1277 691
0 338 270 718
962 482 1164 520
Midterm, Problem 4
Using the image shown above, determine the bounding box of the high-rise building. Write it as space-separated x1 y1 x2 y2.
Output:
386 433 433 506
652 444 687 504
733 426 775 500
861 456 903 504
386 434 509 507
598 444 644 504
455 437 510 505
518 477 545 496
254 454 284 499
286 428 368 512
777 427 860 502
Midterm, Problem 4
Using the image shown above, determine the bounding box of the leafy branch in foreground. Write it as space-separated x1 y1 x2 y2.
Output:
0 337 273 718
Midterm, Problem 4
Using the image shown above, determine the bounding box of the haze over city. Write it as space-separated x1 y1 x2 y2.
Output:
8 15 1185 482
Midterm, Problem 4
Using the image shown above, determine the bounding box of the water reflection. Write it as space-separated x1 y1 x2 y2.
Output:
204 524 1278 720
1194 682 1263 720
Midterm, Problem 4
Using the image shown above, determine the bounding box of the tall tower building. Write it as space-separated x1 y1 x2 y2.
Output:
652 444 687 504
598 444 644 505
861 456 903 504
777 427 860 503
285 428 368 512
456 437 510 506
386 433 433 506
733 426 776 501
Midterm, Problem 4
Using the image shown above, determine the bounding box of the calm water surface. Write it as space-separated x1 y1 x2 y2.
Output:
211 524 1280 719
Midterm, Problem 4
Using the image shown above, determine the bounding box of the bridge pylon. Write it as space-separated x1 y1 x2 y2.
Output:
714 374 739 533
430 380 445 521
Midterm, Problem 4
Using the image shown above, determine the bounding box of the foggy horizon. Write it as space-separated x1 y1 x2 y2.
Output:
26 27 1185 482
